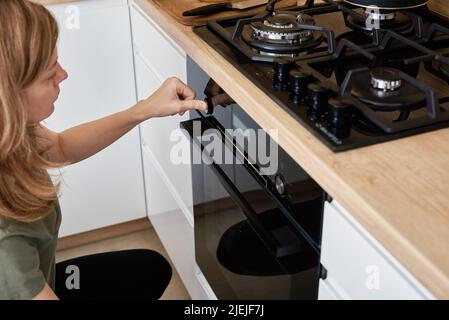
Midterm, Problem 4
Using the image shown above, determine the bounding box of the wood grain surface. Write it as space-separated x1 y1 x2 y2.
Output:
428 0 449 16
31 0 449 17
152 0 297 25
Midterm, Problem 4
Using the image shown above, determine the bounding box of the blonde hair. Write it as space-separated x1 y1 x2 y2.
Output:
0 0 62 222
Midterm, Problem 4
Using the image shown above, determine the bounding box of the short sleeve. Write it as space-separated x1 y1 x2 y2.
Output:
0 235 46 300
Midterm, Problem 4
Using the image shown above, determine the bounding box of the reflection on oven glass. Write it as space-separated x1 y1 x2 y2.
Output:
194 158 321 299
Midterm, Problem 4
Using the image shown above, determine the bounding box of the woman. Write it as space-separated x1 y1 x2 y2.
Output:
0 0 207 300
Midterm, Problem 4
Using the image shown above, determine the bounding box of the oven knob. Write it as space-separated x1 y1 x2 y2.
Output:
204 97 214 115
306 83 329 120
328 97 353 139
275 174 286 195
273 58 294 91
290 69 313 105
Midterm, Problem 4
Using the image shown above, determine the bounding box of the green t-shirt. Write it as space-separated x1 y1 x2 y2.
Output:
0 200 61 300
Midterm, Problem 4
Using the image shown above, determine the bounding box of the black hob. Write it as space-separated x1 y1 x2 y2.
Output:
194 0 449 151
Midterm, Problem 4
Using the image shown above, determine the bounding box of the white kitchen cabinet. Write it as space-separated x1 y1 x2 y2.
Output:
319 201 434 300
318 279 339 300
130 2 186 82
141 144 208 299
45 0 146 236
130 2 206 298
130 2 193 215
133 51 193 218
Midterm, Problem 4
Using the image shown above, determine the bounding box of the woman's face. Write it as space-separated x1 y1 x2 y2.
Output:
23 49 68 123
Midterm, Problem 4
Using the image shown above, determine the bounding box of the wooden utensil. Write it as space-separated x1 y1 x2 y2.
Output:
183 0 269 16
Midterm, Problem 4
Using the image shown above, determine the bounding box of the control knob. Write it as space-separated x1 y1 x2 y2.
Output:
306 83 330 120
289 69 313 104
328 97 353 139
273 58 294 91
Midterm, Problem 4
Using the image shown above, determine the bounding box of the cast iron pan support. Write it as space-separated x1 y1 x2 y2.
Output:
340 67 440 133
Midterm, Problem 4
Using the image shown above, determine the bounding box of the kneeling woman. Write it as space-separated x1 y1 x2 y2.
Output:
0 0 207 300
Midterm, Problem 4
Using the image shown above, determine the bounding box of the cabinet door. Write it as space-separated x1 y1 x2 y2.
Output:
46 0 146 236
130 3 186 82
320 201 433 300
131 4 193 217
141 144 209 299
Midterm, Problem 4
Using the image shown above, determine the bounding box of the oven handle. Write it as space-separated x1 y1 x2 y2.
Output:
185 113 321 254
182 118 303 259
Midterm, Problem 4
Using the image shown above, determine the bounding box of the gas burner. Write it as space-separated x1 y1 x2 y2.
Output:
194 1 449 151
351 67 426 111
264 14 297 28
343 0 429 10
366 9 396 22
255 14 314 42
344 8 413 34
370 67 402 91
242 12 323 58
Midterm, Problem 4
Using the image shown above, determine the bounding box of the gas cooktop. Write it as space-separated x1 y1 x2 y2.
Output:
194 0 449 152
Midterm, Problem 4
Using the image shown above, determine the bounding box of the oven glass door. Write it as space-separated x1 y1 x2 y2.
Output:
182 116 322 300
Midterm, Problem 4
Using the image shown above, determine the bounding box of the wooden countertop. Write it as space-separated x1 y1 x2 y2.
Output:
32 0 449 13
134 0 449 299
34 0 449 298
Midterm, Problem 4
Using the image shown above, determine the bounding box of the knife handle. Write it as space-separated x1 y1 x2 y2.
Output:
182 3 231 16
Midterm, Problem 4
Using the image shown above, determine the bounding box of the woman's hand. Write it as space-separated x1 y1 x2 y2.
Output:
133 77 207 121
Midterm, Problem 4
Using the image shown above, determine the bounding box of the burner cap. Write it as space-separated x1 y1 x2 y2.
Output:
365 9 396 21
252 13 315 42
242 12 323 58
370 67 402 91
264 14 296 28
351 68 426 111
343 0 428 10
344 8 412 33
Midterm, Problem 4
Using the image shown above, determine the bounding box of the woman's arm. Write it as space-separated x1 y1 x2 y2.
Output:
50 106 142 165
39 77 207 164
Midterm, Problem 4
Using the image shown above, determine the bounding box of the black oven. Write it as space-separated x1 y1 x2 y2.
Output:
182 58 325 300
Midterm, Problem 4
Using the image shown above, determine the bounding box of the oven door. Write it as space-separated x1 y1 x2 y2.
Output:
181 115 323 300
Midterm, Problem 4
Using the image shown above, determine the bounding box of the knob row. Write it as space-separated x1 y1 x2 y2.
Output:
273 59 353 138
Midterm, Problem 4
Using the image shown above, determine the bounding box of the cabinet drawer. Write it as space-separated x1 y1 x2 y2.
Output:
321 201 432 300
141 145 200 294
142 143 193 226
130 3 186 82
139 114 194 214
133 20 193 213
134 50 161 101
